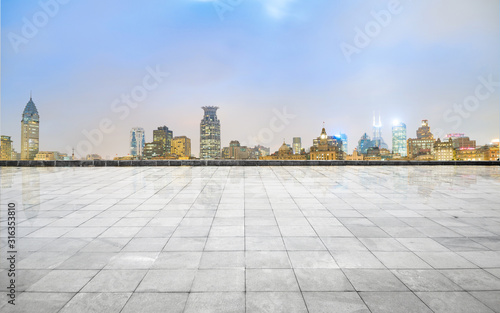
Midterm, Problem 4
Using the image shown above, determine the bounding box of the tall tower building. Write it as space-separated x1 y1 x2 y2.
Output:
21 95 40 160
153 126 173 155
130 127 145 158
292 137 302 154
372 113 388 150
338 133 348 154
392 122 407 156
417 120 433 139
200 106 221 159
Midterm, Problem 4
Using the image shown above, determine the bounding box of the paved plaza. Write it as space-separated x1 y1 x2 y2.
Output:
1 166 500 313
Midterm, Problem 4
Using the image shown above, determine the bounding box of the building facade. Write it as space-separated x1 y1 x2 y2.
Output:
292 137 302 154
417 120 432 139
130 127 146 158
434 138 454 161
309 127 343 161
172 136 191 158
153 126 173 155
261 142 307 160
21 96 40 160
338 133 348 154
200 106 221 159
392 122 407 157
0 136 13 160
357 133 373 154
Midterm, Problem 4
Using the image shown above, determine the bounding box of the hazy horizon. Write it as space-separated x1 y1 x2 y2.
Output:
2 0 499 158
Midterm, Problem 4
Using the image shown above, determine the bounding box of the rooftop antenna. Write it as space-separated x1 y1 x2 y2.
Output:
30 90 32 100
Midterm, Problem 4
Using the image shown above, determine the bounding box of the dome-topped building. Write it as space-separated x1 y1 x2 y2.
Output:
21 94 40 160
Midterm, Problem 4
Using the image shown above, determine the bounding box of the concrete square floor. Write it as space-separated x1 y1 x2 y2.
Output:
1 166 500 312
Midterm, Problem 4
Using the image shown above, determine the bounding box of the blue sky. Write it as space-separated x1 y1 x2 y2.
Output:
1 0 499 158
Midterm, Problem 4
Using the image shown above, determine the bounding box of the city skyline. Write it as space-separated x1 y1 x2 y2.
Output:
1 0 499 158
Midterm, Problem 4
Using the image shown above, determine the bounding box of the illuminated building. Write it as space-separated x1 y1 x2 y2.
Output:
452 137 476 150
357 133 373 154
338 133 348 154
172 136 191 158
309 127 343 160
261 141 307 160
34 151 61 161
392 122 407 157
21 95 40 160
372 113 388 149
130 127 146 158
407 120 435 160
293 137 302 154
433 138 454 161
456 147 482 161
143 142 163 159
0 136 13 160
345 149 364 160
154 126 173 155
200 106 221 159
417 120 433 139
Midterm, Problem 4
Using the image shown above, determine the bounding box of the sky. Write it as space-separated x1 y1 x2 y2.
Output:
1 0 499 158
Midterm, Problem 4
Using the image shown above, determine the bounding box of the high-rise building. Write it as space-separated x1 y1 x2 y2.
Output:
153 126 173 155
292 137 302 154
172 136 191 158
372 113 388 150
338 133 348 154
130 127 145 158
392 122 407 157
1 136 13 160
143 142 163 159
21 95 40 160
407 120 435 160
357 133 373 154
417 120 433 139
200 106 221 159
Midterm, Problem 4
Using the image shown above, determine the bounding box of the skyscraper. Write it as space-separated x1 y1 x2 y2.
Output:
338 133 348 154
372 113 388 150
357 133 373 154
21 95 40 160
130 127 145 158
417 120 433 139
153 126 173 155
292 137 302 154
200 106 221 159
392 122 407 156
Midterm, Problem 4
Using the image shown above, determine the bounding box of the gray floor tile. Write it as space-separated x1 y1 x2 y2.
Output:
246 292 307 313
295 268 354 291
303 292 370 313
360 291 433 313
185 292 245 313
59 292 131 313
344 269 408 291
121 293 188 313
416 291 495 313
247 269 299 291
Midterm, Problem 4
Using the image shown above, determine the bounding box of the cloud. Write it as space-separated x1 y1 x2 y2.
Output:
259 0 296 19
